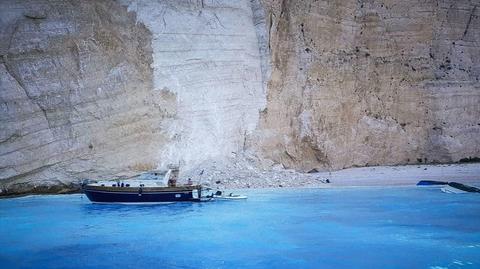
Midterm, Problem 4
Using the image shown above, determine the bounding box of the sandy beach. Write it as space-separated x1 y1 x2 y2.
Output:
201 163 480 189
323 163 480 187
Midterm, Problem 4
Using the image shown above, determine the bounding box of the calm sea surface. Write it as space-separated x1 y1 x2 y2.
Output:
0 187 479 269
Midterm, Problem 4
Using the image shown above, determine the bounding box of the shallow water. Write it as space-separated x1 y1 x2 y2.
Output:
0 187 479 269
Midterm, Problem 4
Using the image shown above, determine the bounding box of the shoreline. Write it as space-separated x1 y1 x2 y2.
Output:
1 163 479 198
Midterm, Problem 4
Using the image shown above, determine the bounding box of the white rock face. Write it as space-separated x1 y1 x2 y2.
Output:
119 0 266 170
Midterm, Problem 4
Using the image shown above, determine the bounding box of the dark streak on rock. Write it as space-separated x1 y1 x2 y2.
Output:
284 150 297 162
268 13 273 51
0 133 20 144
213 13 226 29
462 5 477 40
23 11 47 20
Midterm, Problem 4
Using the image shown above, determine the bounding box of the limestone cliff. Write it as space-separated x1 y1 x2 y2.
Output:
0 0 170 194
118 0 266 169
0 0 267 194
0 0 479 195
253 0 480 171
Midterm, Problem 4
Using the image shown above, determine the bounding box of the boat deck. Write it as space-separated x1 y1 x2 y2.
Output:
83 185 201 193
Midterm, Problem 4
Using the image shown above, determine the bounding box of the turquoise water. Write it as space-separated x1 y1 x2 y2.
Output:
0 187 479 269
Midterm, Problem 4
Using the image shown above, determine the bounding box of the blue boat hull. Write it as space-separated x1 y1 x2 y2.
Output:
416 180 448 186
447 182 480 193
83 186 202 203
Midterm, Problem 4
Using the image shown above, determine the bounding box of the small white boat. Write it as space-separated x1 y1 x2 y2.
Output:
212 191 247 200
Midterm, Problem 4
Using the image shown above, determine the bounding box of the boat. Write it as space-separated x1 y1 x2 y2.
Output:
446 182 480 193
441 185 467 194
416 180 448 186
83 167 204 204
428 181 480 194
417 180 480 194
83 184 203 204
212 190 247 200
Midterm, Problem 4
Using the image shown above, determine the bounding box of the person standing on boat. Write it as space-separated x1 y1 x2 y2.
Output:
167 166 179 187
168 177 176 187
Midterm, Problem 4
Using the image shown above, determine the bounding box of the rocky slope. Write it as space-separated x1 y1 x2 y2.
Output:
0 0 479 195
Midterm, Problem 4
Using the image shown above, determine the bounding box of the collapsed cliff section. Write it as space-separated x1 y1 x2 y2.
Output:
0 0 173 195
119 0 266 170
253 0 480 172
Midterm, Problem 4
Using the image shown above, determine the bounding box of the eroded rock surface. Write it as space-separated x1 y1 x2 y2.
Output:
119 0 266 169
253 0 480 171
0 0 170 195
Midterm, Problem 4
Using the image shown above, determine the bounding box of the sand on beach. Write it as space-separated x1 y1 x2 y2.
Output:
313 163 480 187
200 162 480 189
